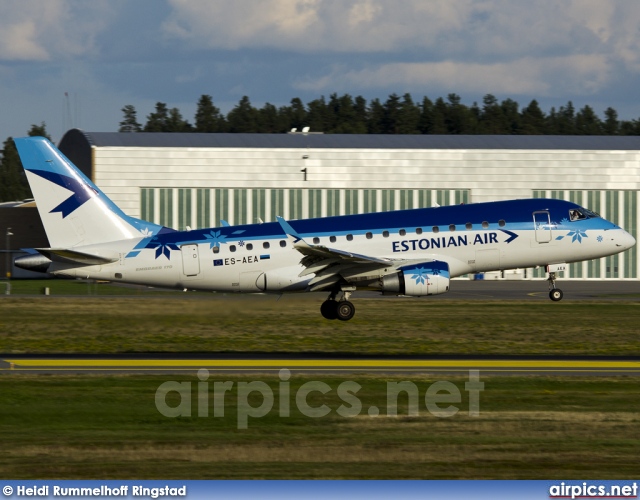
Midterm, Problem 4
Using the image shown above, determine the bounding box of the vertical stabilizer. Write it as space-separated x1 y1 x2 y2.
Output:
14 136 166 248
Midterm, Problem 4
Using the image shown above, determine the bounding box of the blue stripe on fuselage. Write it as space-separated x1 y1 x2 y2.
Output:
131 198 615 249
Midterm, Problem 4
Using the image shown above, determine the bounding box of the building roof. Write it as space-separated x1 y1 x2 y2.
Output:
61 129 640 151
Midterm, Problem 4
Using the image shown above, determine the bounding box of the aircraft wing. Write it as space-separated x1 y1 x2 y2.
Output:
276 217 393 291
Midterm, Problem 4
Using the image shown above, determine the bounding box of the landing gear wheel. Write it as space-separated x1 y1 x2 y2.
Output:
549 289 563 301
320 300 338 320
336 300 356 321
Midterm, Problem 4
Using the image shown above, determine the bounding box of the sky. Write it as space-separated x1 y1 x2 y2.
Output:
2 0 640 143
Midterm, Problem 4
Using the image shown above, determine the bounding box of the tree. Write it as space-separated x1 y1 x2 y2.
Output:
520 100 546 134
165 107 192 132
306 96 330 132
367 98 385 134
194 95 225 132
226 96 259 133
575 105 602 135
603 107 619 135
28 122 51 140
329 93 367 133
119 105 142 132
257 103 285 133
280 97 307 132
479 94 508 134
396 93 421 134
144 102 170 132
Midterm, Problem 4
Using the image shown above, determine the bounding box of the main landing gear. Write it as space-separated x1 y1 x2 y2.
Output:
547 272 564 302
320 287 356 321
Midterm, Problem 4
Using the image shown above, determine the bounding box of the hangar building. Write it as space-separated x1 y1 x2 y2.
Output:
52 129 640 280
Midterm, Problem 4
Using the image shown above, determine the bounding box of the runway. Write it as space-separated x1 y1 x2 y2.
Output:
2 354 639 375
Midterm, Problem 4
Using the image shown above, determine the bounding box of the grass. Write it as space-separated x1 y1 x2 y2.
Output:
0 294 639 355
0 374 638 479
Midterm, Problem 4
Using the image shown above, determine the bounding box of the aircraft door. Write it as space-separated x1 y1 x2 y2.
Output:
181 244 200 276
533 211 552 243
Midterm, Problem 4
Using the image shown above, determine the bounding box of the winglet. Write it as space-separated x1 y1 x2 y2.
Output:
276 216 302 242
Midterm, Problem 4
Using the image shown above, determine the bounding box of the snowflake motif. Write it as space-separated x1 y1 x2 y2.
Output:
238 240 245 247
145 238 179 260
597 235 603 243
139 227 153 237
560 218 569 225
408 267 430 285
556 229 588 243
204 230 228 249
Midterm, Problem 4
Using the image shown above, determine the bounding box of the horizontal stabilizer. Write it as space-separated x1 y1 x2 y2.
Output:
36 248 118 266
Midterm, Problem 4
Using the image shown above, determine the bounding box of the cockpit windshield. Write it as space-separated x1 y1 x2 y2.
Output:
569 207 600 221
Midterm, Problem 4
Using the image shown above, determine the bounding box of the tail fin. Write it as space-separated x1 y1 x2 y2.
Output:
14 136 167 248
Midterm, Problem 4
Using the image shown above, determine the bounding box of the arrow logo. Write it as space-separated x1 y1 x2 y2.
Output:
500 229 519 243
28 169 97 218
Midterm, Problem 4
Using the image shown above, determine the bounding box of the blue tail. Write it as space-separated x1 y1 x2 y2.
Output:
14 136 168 248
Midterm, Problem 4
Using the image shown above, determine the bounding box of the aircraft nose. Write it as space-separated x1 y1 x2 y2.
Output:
617 230 636 251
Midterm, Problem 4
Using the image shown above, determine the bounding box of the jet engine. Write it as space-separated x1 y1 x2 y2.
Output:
380 261 450 296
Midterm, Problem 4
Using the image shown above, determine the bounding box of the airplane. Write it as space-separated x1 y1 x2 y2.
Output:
13 136 636 321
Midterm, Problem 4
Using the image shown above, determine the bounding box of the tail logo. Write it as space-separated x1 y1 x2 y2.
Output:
29 169 97 218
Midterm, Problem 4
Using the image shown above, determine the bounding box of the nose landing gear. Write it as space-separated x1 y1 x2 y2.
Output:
545 264 567 302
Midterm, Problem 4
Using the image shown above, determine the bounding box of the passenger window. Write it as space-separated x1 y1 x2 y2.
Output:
465 222 472 230
399 229 406 236
279 240 287 247
366 232 373 239
313 237 320 244
330 236 337 243
212 246 220 254
382 231 389 238
482 221 489 228
230 245 237 252
246 243 253 251
416 228 423 235
263 242 270 249
449 224 456 231
432 226 439 233
499 219 506 227
346 234 353 241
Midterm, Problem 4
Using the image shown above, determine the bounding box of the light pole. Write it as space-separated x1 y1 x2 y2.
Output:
5 227 13 280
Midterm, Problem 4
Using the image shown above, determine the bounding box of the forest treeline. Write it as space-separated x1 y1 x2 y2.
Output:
3 92 640 202
120 93 640 135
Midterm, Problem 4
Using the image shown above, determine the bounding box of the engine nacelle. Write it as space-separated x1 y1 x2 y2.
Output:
381 261 450 296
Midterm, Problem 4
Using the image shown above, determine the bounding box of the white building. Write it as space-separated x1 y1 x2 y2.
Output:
58 129 640 280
